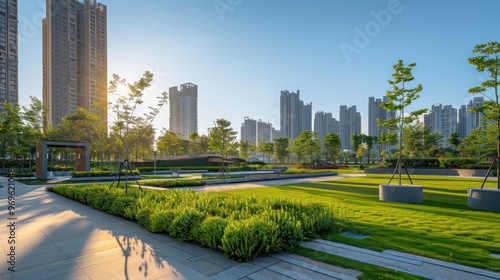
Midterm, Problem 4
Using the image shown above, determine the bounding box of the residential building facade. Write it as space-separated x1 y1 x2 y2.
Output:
169 82 198 139
424 104 457 148
339 105 361 151
280 90 312 140
368 96 395 137
0 0 18 113
314 111 340 150
43 0 107 127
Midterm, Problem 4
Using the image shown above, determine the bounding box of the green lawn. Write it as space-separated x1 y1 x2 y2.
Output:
222 174 500 272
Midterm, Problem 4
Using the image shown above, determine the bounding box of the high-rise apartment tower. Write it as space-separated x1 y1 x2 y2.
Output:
43 0 107 127
0 0 18 113
169 83 198 139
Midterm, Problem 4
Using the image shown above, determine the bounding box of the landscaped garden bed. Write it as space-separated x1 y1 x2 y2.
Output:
47 184 335 262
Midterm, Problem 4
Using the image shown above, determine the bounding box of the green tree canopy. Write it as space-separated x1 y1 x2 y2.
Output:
323 133 341 163
208 118 237 158
468 41 500 188
380 59 426 184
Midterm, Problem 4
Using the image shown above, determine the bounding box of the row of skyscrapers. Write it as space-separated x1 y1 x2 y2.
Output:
241 91 485 151
0 0 485 151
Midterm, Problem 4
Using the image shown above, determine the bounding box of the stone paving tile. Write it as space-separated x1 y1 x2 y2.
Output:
267 261 347 280
246 268 294 279
188 252 239 270
273 254 361 279
170 241 210 257
180 258 225 276
154 244 195 262
209 263 263 280
41 269 91 280
249 256 280 268
7 259 81 280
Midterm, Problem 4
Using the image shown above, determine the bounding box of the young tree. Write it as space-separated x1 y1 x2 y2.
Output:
108 71 168 193
208 118 237 158
468 41 500 188
323 133 341 163
351 134 364 164
380 59 426 185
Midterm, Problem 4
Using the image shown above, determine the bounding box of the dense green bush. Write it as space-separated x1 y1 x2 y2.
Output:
385 158 440 168
169 207 206 241
221 217 281 262
195 216 228 250
71 170 140 177
139 179 204 188
438 158 480 168
48 185 335 262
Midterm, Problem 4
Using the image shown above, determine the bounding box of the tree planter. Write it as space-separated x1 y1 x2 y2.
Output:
379 184 423 203
468 188 500 212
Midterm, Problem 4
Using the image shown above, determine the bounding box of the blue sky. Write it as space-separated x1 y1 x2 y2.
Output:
18 0 499 138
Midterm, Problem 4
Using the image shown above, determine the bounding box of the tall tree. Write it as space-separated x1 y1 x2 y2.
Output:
323 133 341 163
157 129 181 157
258 141 274 163
208 119 237 158
468 41 500 188
447 132 461 156
239 140 250 159
294 130 321 165
380 59 426 185
351 134 364 164
274 137 290 164
364 135 375 164
108 71 167 162
459 124 497 159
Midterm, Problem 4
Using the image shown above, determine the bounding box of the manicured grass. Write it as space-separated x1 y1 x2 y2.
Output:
294 246 427 280
223 174 500 272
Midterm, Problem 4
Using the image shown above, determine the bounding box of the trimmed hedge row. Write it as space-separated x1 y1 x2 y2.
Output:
48 185 335 262
385 158 481 169
139 179 204 188
70 170 140 177
137 166 257 172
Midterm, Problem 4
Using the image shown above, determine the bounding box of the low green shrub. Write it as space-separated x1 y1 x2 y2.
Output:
439 158 480 168
168 207 206 242
139 179 204 188
195 216 228 250
136 208 154 229
149 210 178 233
48 185 335 262
221 217 281 262
385 158 440 168
71 170 140 177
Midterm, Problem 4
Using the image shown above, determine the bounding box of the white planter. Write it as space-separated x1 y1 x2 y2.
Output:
379 184 423 203
468 188 500 212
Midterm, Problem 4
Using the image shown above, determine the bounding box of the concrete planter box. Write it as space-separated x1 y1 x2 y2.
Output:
379 184 423 203
468 188 500 212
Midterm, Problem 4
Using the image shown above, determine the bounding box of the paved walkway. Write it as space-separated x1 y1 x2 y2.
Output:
0 175 498 279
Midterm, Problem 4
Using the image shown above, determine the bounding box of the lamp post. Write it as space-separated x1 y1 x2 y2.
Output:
154 150 157 175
